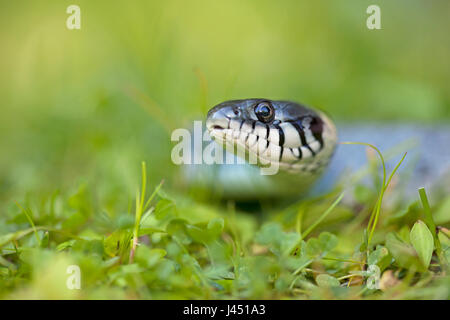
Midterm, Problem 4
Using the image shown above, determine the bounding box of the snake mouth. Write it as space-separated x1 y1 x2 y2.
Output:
205 99 337 175
206 115 229 132
206 116 334 173
207 121 279 165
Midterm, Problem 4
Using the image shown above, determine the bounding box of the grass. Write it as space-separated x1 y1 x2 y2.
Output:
419 188 448 272
341 142 407 248
1 146 449 299
0 0 449 300
300 191 345 240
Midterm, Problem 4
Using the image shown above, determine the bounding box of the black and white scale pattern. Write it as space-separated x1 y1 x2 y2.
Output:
209 106 336 174
228 117 321 161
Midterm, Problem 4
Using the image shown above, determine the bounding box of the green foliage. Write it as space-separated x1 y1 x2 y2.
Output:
316 274 340 288
1 163 449 299
410 221 434 269
255 223 300 257
0 0 449 300
385 233 424 272
368 246 392 272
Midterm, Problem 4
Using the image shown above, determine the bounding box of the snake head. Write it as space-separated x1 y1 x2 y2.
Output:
206 99 337 173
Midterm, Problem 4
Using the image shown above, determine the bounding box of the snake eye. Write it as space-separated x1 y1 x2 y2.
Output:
254 101 274 123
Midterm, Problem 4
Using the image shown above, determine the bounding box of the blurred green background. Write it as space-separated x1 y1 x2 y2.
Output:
0 0 449 210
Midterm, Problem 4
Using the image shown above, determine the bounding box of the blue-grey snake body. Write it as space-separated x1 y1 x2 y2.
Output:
203 99 337 199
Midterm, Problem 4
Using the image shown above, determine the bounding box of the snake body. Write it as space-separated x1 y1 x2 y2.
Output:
183 100 449 199
199 99 337 199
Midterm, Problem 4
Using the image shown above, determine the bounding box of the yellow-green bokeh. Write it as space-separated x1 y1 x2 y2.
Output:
0 0 449 201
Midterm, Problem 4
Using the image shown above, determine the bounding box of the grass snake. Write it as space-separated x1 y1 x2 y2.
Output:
195 99 338 199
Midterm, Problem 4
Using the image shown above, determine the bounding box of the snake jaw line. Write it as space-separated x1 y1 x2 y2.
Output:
206 99 337 177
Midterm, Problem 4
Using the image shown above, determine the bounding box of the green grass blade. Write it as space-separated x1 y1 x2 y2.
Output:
341 142 407 247
418 187 448 271
15 202 41 246
368 152 407 243
301 191 345 239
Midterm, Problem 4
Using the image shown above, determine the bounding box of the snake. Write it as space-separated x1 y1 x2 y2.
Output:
194 99 338 200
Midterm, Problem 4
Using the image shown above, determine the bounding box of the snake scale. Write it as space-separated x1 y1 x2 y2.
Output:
183 98 450 200
186 99 337 200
